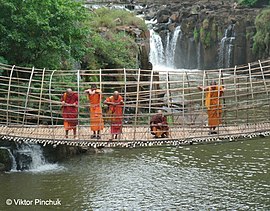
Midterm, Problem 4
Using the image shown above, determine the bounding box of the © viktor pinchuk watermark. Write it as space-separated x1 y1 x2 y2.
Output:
5 198 61 206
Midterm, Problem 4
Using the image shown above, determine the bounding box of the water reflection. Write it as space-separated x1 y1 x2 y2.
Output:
0 138 269 210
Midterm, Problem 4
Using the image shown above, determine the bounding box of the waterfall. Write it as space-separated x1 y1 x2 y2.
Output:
15 144 61 172
165 26 182 68
218 25 235 68
149 26 182 69
149 29 165 67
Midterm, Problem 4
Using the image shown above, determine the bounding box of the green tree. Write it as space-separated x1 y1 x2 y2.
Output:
0 0 90 69
238 0 270 7
253 9 270 58
83 8 146 70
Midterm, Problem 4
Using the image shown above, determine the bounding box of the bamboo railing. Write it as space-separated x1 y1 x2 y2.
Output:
0 60 270 148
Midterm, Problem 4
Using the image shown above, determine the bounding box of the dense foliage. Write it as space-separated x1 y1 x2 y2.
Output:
84 8 145 69
238 0 269 7
0 1 146 70
253 9 270 58
0 0 90 69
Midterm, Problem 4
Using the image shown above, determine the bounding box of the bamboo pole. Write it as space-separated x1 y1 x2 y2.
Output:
165 71 172 122
148 68 154 116
218 69 222 136
123 68 127 130
77 69 80 139
182 73 185 138
259 60 270 120
233 65 238 122
133 68 141 141
37 68 46 125
201 70 206 136
6 65 15 125
248 63 256 129
49 70 57 140
22 66 35 125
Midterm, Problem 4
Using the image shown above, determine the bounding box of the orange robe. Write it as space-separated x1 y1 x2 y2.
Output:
106 95 123 134
88 90 104 131
61 92 78 130
205 85 224 127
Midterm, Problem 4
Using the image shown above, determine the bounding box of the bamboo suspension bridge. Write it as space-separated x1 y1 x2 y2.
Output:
0 60 270 148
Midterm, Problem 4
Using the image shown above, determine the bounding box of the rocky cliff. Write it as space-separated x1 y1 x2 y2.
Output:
137 0 262 69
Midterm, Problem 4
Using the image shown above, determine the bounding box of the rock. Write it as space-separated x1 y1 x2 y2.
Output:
136 0 262 69
0 148 12 172
156 9 171 23
168 23 176 32
0 163 6 171
170 13 179 22
157 14 170 23
15 152 32 170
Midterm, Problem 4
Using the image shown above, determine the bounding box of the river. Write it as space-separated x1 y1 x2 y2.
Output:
0 138 269 210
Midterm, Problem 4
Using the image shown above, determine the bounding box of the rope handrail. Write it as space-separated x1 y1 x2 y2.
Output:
0 59 270 146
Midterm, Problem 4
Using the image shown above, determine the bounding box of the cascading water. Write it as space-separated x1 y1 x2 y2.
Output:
218 24 235 68
165 26 182 68
149 26 182 69
149 29 165 67
14 144 61 172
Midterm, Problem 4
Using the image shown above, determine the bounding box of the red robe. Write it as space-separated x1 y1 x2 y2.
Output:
61 92 78 130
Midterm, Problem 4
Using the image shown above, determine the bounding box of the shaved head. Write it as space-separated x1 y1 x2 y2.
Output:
113 91 120 100
210 81 217 86
66 88 72 94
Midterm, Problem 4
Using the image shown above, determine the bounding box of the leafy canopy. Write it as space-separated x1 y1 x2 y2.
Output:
253 9 270 58
0 0 90 69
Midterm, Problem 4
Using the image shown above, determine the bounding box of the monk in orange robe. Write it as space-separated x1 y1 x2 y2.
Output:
104 91 124 140
198 81 224 134
85 84 104 139
61 88 78 139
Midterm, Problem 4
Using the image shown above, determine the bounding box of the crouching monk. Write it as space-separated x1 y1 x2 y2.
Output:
198 81 224 134
150 110 169 138
61 88 78 139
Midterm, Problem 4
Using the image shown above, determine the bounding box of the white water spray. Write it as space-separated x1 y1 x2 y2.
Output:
149 26 182 70
218 25 235 68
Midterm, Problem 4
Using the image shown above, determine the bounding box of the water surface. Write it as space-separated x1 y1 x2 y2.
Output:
0 138 269 210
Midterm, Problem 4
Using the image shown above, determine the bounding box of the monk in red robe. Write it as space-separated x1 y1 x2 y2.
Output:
198 81 224 134
150 110 169 138
104 91 124 140
85 84 104 139
61 88 78 139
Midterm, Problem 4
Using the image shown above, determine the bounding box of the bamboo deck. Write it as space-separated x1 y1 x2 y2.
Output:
0 59 270 148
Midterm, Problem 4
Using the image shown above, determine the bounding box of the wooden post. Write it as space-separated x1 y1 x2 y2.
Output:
201 70 206 136
233 65 238 121
248 63 255 129
37 68 46 125
77 69 80 139
6 65 15 125
258 60 270 119
182 73 185 138
123 68 127 127
22 66 35 125
148 68 154 116
49 70 56 140
166 71 172 122
218 69 222 136
133 68 141 141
